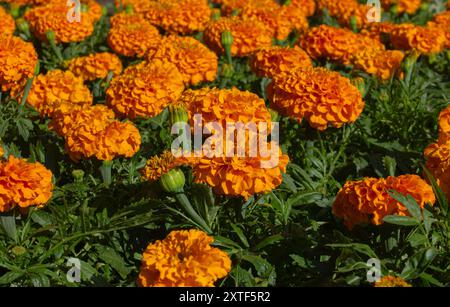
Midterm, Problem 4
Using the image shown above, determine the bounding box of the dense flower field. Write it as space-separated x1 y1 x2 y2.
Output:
0 0 449 287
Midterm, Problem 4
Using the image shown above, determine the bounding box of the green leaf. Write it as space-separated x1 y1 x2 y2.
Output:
230 223 249 248
290 254 308 268
79 260 97 282
96 246 131 279
388 190 422 220
0 271 23 285
423 167 448 216
0 214 17 242
16 118 33 142
383 215 419 226
286 191 322 207
253 234 283 251
383 156 397 176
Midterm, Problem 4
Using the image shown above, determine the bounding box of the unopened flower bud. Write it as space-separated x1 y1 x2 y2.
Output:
160 168 186 193
169 104 189 127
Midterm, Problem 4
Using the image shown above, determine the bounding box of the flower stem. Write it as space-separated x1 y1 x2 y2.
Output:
100 160 113 186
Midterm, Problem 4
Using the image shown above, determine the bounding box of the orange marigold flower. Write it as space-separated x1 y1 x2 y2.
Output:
375 276 412 287
381 0 421 15
0 35 38 93
288 0 316 17
141 150 182 182
238 1 292 41
0 156 53 212
183 146 289 199
115 0 154 13
390 24 446 55
24 2 97 43
144 0 211 35
332 175 435 230
179 87 272 128
438 105 450 143
316 0 371 29
66 52 123 81
299 25 384 65
219 0 275 16
203 17 273 57
106 60 184 119
352 49 405 80
424 141 450 199
427 10 450 49
268 67 365 130
52 104 141 161
26 70 93 117
279 5 309 34
250 46 312 78
108 13 162 58
148 36 218 86
49 103 115 137
360 22 397 41
96 121 142 161
0 7 15 36
138 229 231 287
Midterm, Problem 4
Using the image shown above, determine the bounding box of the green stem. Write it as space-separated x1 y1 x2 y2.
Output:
100 160 113 186
19 77 34 113
175 193 213 234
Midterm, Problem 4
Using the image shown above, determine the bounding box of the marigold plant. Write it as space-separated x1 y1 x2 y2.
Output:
26 70 93 117
66 52 123 81
138 229 231 287
148 36 218 86
250 46 312 78
203 17 273 57
0 35 38 94
0 156 53 212
268 67 365 130
332 175 436 229
106 60 184 119
108 12 162 58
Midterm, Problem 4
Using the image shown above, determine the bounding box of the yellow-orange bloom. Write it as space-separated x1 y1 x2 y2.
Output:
332 175 435 230
268 67 365 130
299 25 384 65
390 24 446 55
0 7 15 36
427 10 450 49
141 150 182 182
26 70 92 117
138 229 231 287
66 52 123 81
352 49 405 80
144 0 211 35
424 141 450 200
179 87 272 128
108 13 162 58
381 0 421 15
148 36 218 86
203 17 273 57
438 105 450 143
106 60 184 119
24 2 97 43
374 276 412 287
0 35 38 93
250 46 312 78
316 0 372 29
219 0 274 16
288 0 316 17
0 156 53 212
51 104 141 161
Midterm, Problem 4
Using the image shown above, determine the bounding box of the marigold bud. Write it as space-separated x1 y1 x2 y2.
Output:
160 168 186 193
268 108 281 122
72 169 85 182
221 30 233 64
169 104 189 126
221 63 234 78
350 15 358 33
351 78 366 96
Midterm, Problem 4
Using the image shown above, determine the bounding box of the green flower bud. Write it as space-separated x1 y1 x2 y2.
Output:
16 18 29 34
9 5 20 19
34 61 40 76
160 168 185 193
283 0 292 5
72 169 85 182
221 30 234 64
81 3 89 13
390 4 398 15
420 2 429 11
125 4 134 14
11 246 27 256
46 30 56 44
211 9 221 21
169 104 189 127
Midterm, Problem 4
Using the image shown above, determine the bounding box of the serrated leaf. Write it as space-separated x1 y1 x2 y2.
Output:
96 246 131 279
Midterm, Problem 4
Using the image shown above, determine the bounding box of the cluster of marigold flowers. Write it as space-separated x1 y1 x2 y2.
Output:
424 105 450 200
332 174 435 230
0 147 53 213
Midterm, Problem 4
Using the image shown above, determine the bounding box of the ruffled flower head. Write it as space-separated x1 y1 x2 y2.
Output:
332 175 436 229
106 60 185 119
138 229 231 287
268 67 365 130
148 36 218 86
0 7 15 36
66 52 123 81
